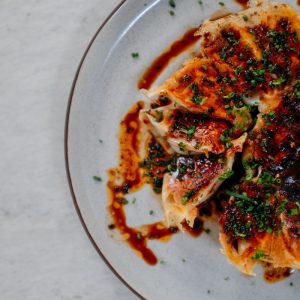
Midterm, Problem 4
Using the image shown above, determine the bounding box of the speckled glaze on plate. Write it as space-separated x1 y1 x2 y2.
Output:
65 1 300 299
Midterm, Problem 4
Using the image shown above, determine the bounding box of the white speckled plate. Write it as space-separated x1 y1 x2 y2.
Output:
65 0 300 299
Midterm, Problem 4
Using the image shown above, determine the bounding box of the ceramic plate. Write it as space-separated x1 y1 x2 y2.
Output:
65 0 300 299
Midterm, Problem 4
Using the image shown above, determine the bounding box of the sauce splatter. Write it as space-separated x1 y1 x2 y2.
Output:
262 262 294 283
182 219 204 237
234 0 248 9
138 27 200 90
107 102 177 265
107 27 204 265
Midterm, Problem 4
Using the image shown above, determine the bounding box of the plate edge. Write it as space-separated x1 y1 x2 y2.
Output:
64 1 145 299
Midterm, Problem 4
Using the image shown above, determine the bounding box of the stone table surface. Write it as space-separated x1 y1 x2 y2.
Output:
0 0 137 299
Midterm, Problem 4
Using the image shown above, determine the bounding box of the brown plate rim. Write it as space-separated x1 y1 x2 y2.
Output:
64 1 144 299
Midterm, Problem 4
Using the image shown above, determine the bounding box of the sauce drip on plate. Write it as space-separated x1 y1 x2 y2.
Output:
107 102 178 265
138 27 200 90
107 27 204 265
234 0 248 9
262 262 294 283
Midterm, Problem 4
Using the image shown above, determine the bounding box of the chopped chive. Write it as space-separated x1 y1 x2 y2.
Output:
288 208 298 217
225 190 251 201
252 250 265 260
219 169 234 180
93 175 102 182
120 198 129 205
245 173 253 181
187 125 196 139
131 52 139 59
182 190 193 205
169 0 176 8
178 142 186 152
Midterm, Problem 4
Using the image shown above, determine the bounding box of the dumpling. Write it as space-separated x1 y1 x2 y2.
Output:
142 57 253 132
140 105 235 155
162 134 246 230
220 179 300 275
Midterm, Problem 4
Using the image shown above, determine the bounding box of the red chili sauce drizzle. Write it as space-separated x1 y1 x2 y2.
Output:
262 262 294 283
234 0 249 9
182 220 204 237
298 0 300 7
138 27 200 90
107 28 203 265
107 102 179 265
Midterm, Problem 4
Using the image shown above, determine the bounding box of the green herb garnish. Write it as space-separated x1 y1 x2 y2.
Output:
178 142 186 152
252 250 265 260
131 52 139 59
225 190 251 201
187 125 196 139
169 0 176 8
93 175 102 182
288 208 298 217
219 169 234 180
182 190 193 205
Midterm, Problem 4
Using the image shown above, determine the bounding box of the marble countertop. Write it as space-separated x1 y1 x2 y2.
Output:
0 0 137 299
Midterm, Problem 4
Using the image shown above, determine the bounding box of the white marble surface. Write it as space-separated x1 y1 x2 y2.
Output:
0 0 138 299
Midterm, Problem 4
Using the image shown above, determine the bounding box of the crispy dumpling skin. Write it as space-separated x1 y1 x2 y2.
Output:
197 1 300 61
140 105 235 155
141 56 253 133
220 176 300 275
244 85 300 177
220 222 300 275
219 231 270 275
162 134 246 230
197 1 300 99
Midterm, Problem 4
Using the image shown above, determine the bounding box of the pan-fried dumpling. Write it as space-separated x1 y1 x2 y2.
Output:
220 178 300 275
162 134 246 230
140 105 238 155
143 57 253 132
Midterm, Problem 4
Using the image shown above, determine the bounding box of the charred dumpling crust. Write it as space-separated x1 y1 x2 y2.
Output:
140 1 300 275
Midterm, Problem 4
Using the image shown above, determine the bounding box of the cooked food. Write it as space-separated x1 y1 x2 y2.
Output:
162 134 246 229
139 0 300 276
140 105 243 155
143 57 253 132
